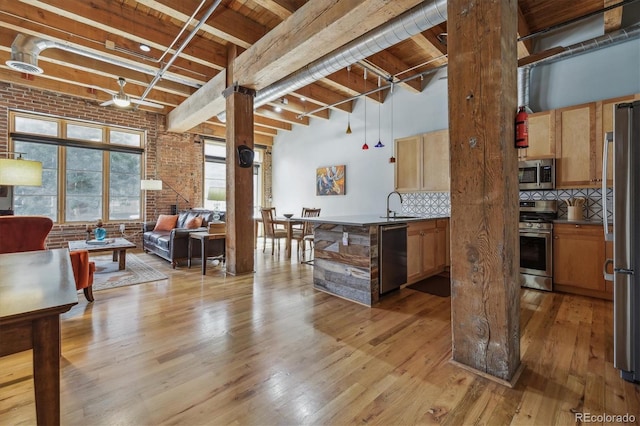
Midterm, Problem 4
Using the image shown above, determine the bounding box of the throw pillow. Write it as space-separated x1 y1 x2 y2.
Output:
153 214 178 231
185 216 203 229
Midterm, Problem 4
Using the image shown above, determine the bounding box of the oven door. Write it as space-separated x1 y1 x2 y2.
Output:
519 229 553 277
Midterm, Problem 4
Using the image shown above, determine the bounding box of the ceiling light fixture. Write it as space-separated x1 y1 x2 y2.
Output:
139 44 151 52
275 106 282 112
389 83 396 163
112 77 131 107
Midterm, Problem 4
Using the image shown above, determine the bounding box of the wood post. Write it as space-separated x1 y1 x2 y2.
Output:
224 84 255 275
447 0 521 383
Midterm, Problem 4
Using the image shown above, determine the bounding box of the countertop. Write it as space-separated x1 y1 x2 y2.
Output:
303 214 449 226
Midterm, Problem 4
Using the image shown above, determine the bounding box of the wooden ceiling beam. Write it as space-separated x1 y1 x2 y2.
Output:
604 0 624 32
234 0 424 90
254 115 293 131
361 52 423 93
409 33 448 68
16 0 227 71
136 0 267 49
267 97 330 119
256 105 309 126
291 84 353 113
517 6 534 59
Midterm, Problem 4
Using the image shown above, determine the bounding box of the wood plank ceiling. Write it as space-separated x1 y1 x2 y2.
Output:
0 0 628 145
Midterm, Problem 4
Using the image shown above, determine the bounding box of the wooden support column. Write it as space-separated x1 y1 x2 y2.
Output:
224 83 255 275
447 0 521 384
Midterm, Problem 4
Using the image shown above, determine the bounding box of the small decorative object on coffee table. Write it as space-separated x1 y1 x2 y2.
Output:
94 219 107 241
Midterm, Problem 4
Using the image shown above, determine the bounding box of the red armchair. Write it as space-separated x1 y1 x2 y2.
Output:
0 215 95 302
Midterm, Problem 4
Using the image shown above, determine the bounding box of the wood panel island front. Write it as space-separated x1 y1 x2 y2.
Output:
304 215 449 306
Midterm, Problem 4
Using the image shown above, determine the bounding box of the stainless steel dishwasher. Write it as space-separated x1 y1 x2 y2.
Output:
379 223 408 294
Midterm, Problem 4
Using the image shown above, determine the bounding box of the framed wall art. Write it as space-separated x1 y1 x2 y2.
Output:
316 165 345 196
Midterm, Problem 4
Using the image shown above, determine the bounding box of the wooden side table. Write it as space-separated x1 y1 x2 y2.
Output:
188 231 226 275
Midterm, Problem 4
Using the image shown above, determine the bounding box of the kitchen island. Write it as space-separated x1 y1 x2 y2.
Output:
304 214 449 306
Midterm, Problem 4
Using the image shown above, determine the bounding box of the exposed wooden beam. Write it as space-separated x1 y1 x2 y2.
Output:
167 71 226 133
604 0 624 32
254 115 292 131
292 84 353 113
267 97 330 119
135 0 266 49
517 6 534 59
251 0 297 20
234 0 425 90
256 105 309 126
17 0 227 71
409 33 448 68
362 51 423 93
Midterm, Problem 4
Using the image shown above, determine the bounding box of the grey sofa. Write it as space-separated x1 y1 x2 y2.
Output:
142 209 225 267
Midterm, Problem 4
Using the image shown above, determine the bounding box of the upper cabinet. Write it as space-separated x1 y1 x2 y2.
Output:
518 110 556 160
596 94 640 187
555 103 597 188
395 129 450 192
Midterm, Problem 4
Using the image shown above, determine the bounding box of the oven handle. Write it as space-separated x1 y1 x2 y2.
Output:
519 230 552 238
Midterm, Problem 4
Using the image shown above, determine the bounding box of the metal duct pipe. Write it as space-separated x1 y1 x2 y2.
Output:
217 0 447 122
518 22 640 111
5 34 201 88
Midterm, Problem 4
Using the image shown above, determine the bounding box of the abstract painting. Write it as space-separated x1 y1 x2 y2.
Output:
316 165 345 196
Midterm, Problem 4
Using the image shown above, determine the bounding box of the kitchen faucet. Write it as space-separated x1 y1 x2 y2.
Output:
386 191 403 218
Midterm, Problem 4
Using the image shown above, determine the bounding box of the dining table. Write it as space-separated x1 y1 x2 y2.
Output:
254 215 304 259
0 248 79 426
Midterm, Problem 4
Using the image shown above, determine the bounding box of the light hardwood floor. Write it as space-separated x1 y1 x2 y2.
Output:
1 245 638 425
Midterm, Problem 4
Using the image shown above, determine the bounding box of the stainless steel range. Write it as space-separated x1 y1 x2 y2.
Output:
519 200 557 291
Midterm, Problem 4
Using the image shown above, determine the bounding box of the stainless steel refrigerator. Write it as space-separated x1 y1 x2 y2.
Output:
603 100 640 383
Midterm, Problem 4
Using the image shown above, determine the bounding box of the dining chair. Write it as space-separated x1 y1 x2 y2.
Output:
0 215 95 302
292 207 321 262
260 208 287 255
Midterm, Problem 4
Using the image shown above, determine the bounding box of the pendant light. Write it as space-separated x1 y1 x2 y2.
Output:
389 82 396 163
346 66 352 134
362 68 369 150
374 76 384 148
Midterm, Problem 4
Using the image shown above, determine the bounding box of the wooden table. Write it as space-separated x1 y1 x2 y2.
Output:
0 248 78 426
68 237 136 270
254 216 303 259
188 231 226 275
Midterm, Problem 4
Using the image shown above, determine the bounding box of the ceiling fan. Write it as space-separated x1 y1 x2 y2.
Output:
99 77 163 109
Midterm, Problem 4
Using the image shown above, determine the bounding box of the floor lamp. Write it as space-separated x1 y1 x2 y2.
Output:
140 179 162 222
0 151 43 215
141 178 189 214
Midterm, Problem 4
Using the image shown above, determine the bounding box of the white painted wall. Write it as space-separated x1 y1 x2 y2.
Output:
272 34 639 216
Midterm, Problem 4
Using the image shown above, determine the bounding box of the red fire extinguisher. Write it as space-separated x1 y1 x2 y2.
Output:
515 106 529 149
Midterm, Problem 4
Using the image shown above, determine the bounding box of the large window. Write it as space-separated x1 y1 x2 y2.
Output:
203 139 263 215
10 112 144 223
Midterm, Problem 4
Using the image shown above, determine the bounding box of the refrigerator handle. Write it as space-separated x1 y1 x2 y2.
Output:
602 131 613 242
536 161 541 188
603 258 614 281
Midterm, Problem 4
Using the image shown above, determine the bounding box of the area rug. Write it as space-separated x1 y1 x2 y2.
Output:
407 274 451 297
91 253 167 292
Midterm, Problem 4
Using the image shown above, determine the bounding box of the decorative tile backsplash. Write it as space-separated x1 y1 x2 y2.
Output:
402 188 613 221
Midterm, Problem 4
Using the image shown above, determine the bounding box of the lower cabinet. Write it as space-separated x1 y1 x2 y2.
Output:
407 219 448 285
553 222 612 300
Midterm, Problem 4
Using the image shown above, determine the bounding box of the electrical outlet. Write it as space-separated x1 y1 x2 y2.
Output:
119 223 125 233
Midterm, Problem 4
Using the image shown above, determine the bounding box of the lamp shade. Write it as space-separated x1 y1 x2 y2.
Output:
140 179 162 190
207 187 226 201
0 158 42 186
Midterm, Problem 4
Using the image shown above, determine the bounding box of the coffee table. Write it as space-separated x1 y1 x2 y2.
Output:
68 237 136 270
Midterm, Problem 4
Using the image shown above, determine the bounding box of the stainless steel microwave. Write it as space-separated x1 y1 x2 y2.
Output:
518 159 555 190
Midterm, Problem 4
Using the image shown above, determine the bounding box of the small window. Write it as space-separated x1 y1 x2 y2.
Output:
67 124 103 142
204 142 226 157
14 116 58 136
110 130 142 147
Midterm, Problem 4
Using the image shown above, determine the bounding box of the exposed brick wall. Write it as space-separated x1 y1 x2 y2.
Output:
0 81 203 249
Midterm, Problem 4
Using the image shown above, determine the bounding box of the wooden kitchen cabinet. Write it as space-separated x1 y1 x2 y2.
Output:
395 129 449 192
518 110 556 160
407 219 448 284
596 94 640 187
553 222 611 300
555 102 597 188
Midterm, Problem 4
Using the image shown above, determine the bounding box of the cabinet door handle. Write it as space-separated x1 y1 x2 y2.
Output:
554 236 559 239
